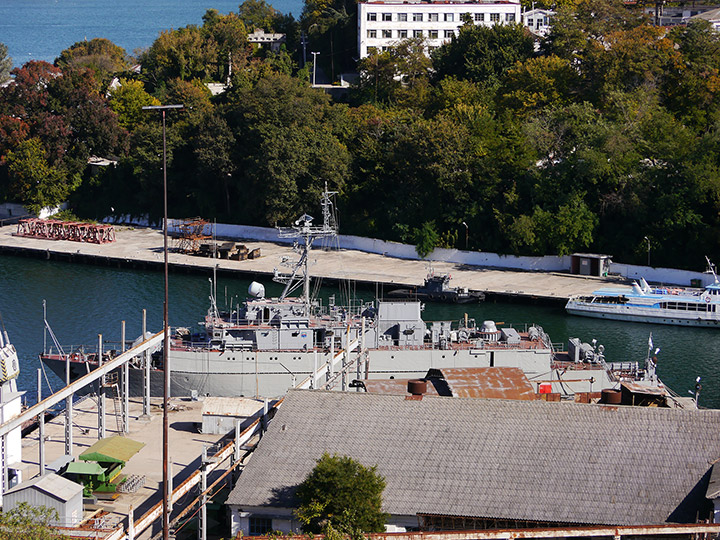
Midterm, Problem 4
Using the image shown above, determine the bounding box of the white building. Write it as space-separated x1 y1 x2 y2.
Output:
357 0 522 58
522 8 553 37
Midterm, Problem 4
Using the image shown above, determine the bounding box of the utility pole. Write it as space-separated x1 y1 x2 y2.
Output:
311 51 319 86
644 236 651 267
462 222 468 250
142 103 184 540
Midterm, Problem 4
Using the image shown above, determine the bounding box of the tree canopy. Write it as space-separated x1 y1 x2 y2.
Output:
0 502 66 540
295 453 388 535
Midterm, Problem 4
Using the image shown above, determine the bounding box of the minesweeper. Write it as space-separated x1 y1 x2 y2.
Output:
41 190 677 403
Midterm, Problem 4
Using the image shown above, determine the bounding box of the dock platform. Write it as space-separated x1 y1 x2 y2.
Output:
0 224 629 304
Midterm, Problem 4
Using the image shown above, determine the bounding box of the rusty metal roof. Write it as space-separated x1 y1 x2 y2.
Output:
428 367 536 400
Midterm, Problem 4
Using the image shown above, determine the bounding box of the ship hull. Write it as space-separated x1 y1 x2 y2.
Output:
566 303 720 327
43 345 578 399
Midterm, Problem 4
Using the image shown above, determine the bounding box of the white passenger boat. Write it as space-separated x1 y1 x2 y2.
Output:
566 264 720 327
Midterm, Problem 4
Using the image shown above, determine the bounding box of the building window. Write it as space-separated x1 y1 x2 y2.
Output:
526 17 533 26
506 13 515 21
249 517 272 536
367 12 377 21
444 29 454 38
444 13 454 22
474 12 484 21
429 13 439 22
398 29 408 38
398 12 407 21
367 29 377 38
490 13 500 22
413 29 423 37
382 29 392 38
382 12 392 21
428 29 438 38
413 13 423 21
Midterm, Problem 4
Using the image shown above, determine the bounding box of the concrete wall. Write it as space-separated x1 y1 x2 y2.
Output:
610 263 715 287
162 220 715 287
168 221 570 272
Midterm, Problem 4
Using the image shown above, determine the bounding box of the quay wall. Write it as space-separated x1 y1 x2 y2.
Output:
168 220 715 286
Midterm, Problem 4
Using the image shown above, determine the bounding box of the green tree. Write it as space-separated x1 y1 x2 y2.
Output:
295 453 388 535
108 79 160 131
56 38 128 77
0 42 11 85
0 502 66 540
5 138 73 212
413 221 440 257
432 22 533 88
238 0 279 31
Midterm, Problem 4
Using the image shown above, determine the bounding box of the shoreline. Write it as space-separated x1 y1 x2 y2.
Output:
0 224 627 306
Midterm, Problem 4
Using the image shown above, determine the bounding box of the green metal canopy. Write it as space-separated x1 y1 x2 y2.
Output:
79 435 145 464
65 461 105 475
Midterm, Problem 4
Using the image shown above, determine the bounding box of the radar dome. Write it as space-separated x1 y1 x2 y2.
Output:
248 282 265 298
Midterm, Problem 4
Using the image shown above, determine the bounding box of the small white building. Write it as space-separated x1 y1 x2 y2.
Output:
522 8 553 37
3 473 84 527
247 29 287 52
201 397 266 435
357 0 522 58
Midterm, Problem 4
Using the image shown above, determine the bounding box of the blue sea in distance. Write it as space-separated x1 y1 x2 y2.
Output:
0 0 304 69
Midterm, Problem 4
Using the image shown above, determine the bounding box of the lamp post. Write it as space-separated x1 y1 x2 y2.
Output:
311 51 319 87
142 103 183 540
462 221 468 250
644 236 650 267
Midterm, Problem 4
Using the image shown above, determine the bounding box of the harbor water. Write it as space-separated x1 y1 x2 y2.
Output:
1 254 718 408
0 0 304 69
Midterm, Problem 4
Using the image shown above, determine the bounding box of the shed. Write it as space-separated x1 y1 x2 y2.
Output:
201 397 266 435
4 473 83 526
79 435 144 464
570 253 612 277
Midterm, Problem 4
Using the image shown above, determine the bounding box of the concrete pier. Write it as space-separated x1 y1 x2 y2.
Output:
0 225 629 304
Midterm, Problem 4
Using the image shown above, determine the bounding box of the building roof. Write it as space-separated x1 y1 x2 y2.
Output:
202 397 266 418
362 378 441 396
228 390 720 526
79 435 144 464
5 473 82 502
429 367 537 400
690 7 720 21
65 461 106 476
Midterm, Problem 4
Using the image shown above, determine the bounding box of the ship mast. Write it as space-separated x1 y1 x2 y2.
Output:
275 185 338 310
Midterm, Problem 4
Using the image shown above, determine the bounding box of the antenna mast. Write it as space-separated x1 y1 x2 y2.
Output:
275 184 338 310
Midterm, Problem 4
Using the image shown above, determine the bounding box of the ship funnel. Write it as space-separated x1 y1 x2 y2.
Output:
248 282 266 298
632 282 643 295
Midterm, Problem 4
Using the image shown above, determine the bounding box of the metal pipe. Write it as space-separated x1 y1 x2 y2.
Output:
38 369 44 475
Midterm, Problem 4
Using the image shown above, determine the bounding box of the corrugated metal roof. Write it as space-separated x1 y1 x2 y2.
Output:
202 397 266 417
5 473 82 502
79 435 144 463
228 390 720 526
434 367 537 400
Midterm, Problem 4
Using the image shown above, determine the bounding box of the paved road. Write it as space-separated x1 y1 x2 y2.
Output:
0 225 630 303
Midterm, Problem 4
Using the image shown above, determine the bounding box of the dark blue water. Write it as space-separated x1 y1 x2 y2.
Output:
2 254 719 408
0 0 304 69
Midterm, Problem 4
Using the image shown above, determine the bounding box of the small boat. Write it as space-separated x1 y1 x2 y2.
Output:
566 258 720 327
387 271 484 303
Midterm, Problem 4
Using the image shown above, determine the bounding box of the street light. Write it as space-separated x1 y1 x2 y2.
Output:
142 103 183 540
311 51 319 87
462 222 468 250
644 236 651 267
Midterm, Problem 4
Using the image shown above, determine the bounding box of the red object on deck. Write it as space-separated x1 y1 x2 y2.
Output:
538 382 552 394
15 218 116 244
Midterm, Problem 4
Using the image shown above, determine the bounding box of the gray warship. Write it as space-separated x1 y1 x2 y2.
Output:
41 189 675 402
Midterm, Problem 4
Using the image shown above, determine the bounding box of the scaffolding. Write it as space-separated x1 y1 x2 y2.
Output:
15 219 116 244
174 217 210 254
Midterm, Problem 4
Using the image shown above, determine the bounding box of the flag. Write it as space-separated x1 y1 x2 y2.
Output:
648 333 653 350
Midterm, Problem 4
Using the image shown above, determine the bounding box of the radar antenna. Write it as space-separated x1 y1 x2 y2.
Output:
274 184 338 310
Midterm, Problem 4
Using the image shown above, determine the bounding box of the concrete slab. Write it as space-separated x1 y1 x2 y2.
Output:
20 394 231 538
0 224 631 303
